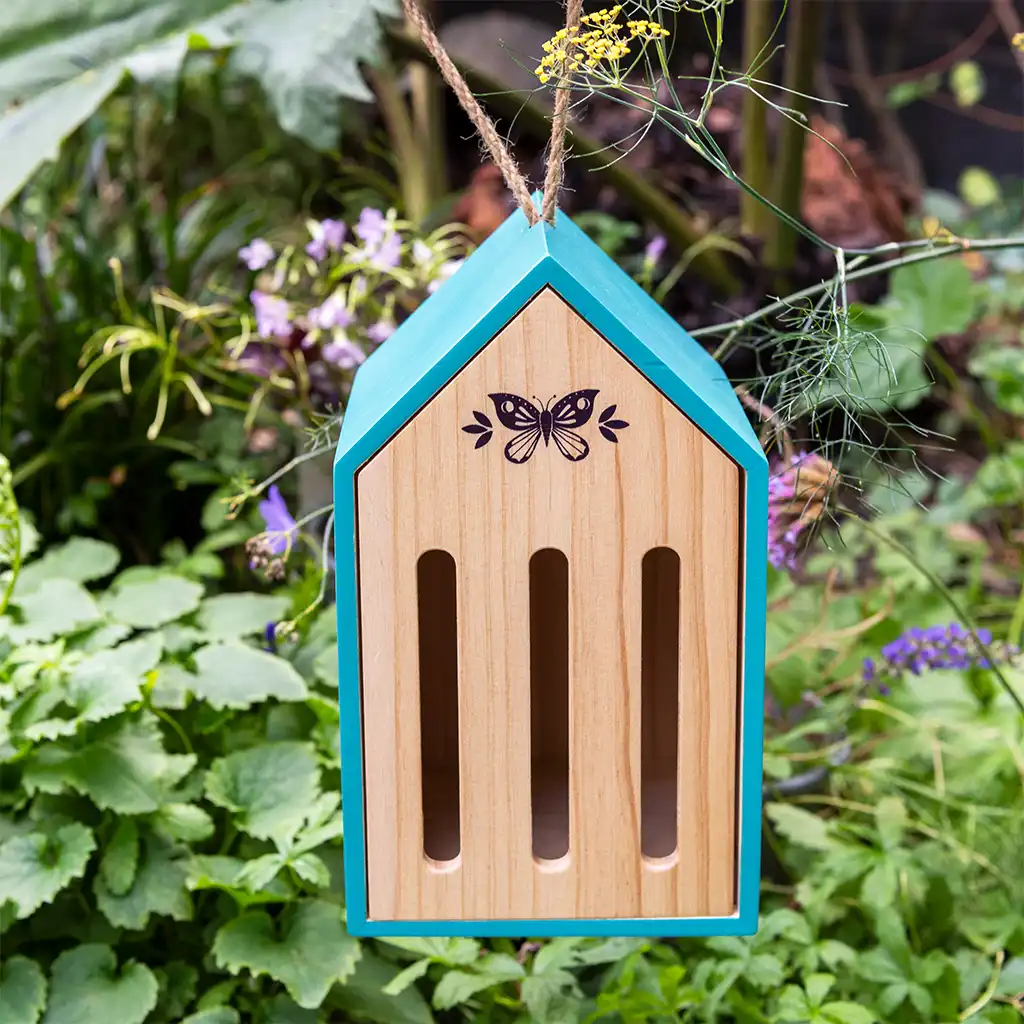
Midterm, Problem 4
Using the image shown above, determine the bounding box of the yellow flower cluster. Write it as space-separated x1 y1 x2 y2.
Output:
1014 31 1024 51
534 6 671 84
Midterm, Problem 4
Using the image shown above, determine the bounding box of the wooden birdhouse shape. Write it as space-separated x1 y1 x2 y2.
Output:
334 203 768 937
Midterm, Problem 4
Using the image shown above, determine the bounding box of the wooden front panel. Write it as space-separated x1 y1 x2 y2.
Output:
356 288 742 921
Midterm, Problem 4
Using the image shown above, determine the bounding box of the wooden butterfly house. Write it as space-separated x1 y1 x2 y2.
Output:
333 204 768 937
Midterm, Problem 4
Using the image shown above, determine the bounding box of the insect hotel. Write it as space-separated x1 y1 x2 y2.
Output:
334 204 768 937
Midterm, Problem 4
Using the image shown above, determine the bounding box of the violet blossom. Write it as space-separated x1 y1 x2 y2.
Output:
306 218 347 262
251 290 292 339
366 320 395 344
323 337 367 369
863 623 1018 693
257 485 297 555
768 452 824 570
239 238 274 271
644 234 667 266
355 207 387 245
309 293 353 331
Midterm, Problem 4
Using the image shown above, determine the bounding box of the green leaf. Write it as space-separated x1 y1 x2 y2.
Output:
856 947 906 985
24 715 196 814
196 593 289 639
186 855 294 906
995 956 1024 997
103 573 203 628
11 579 102 641
330 951 434 1024
40 945 157 1024
432 955 526 1010
775 984 811 1020
765 803 833 851
192 643 308 709
382 959 432 997
99 818 139 897
875 796 907 850
230 0 398 151
886 256 976 341
15 539 120 595
822 1002 875 1024
151 802 215 842
380 937 480 965
212 899 360 1008
805 973 835 1007
150 663 196 709
264 993 320 1023
94 834 191 930
861 860 898 909
181 1011 240 1024
0 823 95 919
0 956 46 1024
949 61 985 106
25 636 162 740
153 961 197 1021
205 741 320 843
0 0 398 209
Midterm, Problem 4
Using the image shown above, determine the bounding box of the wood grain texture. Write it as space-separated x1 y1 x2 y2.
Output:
356 288 742 921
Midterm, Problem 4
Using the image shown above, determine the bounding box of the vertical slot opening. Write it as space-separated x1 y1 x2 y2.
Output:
530 548 570 862
417 550 460 864
642 547 680 861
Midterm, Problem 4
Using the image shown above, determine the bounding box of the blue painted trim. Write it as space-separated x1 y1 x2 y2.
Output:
335 207 768 936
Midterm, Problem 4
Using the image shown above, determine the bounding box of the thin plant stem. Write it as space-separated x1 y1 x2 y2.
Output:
740 0 774 239
764 0 827 273
854 514 1024 721
406 0 448 209
695 236 1024 350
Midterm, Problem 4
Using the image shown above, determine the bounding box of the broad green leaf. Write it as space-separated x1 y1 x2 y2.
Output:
886 258 976 341
0 0 398 210
99 818 139 897
805 972 835 1006
212 899 360 1008
382 959 432 997
25 635 162 740
151 802 215 842
103 573 203 628
231 0 397 150
23 715 196 814
875 796 908 850
0 823 95 919
14 538 120 595
94 835 191 930
856 947 906 985
994 956 1024 997
150 663 195 709
380 937 481 965
41 944 158 1024
0 956 46 1024
205 741 320 843
263 993 319 1023
861 860 898 909
775 984 811 1020
432 955 526 1010
186 854 294 906
192 643 308 709
181 1011 240 1024
152 961 197 1021
765 803 833 851
196 593 289 639
329 951 434 1024
822 1002 875 1024
11 579 102 641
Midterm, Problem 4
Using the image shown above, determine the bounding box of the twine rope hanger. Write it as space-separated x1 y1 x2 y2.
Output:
400 0 584 226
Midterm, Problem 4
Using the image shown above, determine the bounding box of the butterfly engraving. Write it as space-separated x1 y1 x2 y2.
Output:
487 390 600 464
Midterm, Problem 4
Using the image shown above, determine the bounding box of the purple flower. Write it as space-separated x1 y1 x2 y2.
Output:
644 234 667 266
323 338 367 369
306 218 347 262
251 290 291 339
258 485 297 554
264 621 278 655
309 293 354 331
366 320 395 344
355 207 388 245
864 622 1018 691
238 345 286 379
239 238 274 271
371 231 402 270
427 258 465 294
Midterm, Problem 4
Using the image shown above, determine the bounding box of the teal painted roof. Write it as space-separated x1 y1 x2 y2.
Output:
336 204 763 471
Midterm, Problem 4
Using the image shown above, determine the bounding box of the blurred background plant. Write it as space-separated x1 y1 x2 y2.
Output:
2 0 1024 1021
